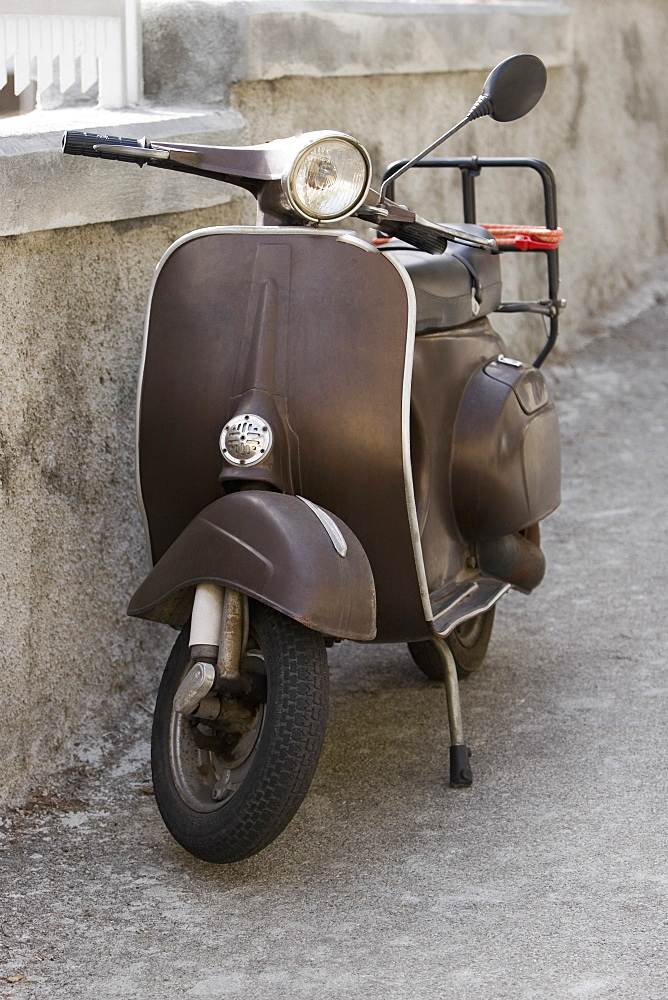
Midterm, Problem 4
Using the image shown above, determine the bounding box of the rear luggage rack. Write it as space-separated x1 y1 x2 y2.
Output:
381 157 565 367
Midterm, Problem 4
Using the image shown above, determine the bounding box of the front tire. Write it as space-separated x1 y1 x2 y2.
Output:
407 608 496 680
151 601 329 864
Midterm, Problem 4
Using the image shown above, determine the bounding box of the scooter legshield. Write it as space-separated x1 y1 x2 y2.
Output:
136 228 429 643
127 491 376 641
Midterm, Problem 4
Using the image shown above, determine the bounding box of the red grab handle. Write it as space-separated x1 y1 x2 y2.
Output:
481 225 564 250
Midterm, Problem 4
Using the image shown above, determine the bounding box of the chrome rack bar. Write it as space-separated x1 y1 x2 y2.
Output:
380 156 563 367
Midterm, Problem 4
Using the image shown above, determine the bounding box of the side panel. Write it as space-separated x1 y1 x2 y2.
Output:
451 363 561 539
138 228 427 642
410 319 504 595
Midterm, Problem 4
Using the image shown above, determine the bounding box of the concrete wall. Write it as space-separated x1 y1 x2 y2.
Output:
0 0 666 804
0 202 248 804
223 0 667 352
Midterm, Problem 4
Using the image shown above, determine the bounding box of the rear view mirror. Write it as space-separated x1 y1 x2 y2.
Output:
481 54 547 122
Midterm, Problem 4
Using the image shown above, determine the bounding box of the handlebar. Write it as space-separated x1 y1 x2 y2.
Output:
61 132 495 255
62 131 171 165
63 130 142 160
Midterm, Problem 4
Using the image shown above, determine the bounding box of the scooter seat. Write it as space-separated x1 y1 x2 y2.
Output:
379 225 502 334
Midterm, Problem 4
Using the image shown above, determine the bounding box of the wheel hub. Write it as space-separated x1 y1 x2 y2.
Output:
169 648 266 812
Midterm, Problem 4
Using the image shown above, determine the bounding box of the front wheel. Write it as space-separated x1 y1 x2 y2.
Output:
407 608 496 680
151 601 329 864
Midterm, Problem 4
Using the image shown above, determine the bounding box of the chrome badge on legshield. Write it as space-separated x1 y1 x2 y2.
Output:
219 414 273 466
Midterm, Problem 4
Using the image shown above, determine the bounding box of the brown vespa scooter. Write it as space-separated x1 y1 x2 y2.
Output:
62 54 562 864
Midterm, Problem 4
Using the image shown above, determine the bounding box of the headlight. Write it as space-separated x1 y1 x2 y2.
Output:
283 134 371 222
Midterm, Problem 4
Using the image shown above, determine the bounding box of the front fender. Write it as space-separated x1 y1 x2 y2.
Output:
127 492 376 641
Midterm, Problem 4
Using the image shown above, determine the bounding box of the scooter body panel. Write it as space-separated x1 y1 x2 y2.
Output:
136 227 560 645
451 357 561 539
127 492 376 641
410 319 504 595
137 227 429 642
411 321 560 603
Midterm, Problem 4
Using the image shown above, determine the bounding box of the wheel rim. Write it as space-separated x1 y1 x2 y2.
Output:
452 614 486 649
168 646 266 813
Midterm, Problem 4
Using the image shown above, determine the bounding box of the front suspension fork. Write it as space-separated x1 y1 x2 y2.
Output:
173 583 248 716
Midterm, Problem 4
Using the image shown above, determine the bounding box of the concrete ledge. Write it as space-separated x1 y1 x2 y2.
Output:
0 106 247 236
245 3 572 80
1 0 571 235
142 0 572 103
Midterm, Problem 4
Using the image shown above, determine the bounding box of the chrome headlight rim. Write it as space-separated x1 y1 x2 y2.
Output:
281 132 372 224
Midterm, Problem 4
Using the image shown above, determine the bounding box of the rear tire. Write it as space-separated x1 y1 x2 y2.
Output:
407 608 496 680
151 601 329 864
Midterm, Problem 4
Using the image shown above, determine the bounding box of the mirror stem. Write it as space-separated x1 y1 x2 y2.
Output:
378 90 494 204
379 108 476 204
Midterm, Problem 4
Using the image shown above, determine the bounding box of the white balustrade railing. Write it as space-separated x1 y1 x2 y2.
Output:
0 0 141 109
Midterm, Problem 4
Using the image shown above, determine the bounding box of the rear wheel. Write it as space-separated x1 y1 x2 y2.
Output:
407 608 496 680
151 601 329 864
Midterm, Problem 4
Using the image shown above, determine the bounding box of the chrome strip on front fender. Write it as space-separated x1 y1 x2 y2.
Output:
297 496 348 557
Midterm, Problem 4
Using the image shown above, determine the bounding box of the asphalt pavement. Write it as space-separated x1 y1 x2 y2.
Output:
1 278 667 999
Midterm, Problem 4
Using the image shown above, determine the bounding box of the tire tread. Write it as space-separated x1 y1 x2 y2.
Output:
151 602 329 864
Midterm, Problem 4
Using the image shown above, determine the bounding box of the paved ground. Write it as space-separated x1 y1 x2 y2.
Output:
1 285 667 999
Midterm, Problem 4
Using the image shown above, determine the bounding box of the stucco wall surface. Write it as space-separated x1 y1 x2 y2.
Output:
226 0 667 350
0 202 247 804
0 0 666 804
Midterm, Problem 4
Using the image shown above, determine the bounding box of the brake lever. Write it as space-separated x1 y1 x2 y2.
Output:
91 143 203 169
92 144 171 161
356 190 497 253
415 218 497 251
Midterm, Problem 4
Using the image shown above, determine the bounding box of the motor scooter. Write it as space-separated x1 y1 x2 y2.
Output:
62 54 564 864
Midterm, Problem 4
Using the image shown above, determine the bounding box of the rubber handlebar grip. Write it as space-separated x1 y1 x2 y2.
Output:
61 131 144 162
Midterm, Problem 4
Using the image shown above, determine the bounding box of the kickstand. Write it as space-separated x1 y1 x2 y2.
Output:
430 637 473 788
